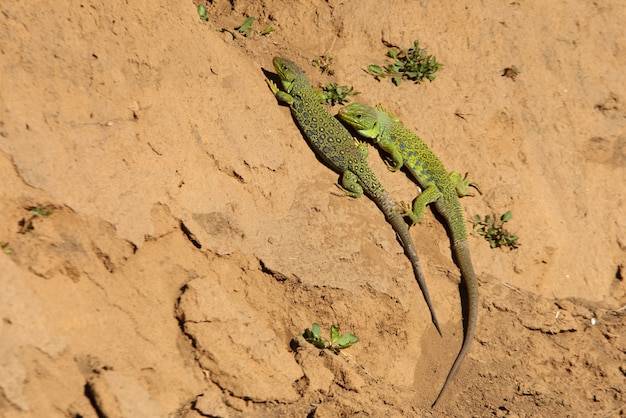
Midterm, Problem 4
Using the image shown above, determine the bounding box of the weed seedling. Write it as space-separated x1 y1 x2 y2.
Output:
222 17 272 38
319 83 360 105
313 55 335 75
472 211 520 249
260 24 274 36
1 242 13 254
368 40 442 85
196 5 208 22
19 206 53 234
303 323 358 353
236 17 255 37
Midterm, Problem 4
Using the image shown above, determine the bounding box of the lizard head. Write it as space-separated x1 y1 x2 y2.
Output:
273 57 304 91
337 103 381 140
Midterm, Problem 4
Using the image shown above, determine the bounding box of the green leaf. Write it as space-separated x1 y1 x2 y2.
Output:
334 333 359 349
312 323 321 340
30 206 52 217
197 5 208 21
330 325 340 344
260 24 274 35
387 63 401 73
501 211 513 222
236 17 255 37
367 65 384 77
303 324 327 349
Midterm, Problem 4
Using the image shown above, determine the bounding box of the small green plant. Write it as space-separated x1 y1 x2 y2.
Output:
30 206 52 217
472 211 520 249
19 205 53 234
222 17 273 38
303 323 358 352
367 40 442 86
260 23 274 35
319 83 360 105
196 5 208 22
236 17 255 37
1 242 13 254
313 54 335 75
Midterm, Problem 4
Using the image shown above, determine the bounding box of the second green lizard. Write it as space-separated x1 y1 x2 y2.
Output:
338 103 479 406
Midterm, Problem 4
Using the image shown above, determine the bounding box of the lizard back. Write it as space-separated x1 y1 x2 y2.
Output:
287 77 386 199
387 122 469 242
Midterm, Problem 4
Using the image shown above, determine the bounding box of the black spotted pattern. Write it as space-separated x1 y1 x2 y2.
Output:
388 122 467 240
288 78 385 198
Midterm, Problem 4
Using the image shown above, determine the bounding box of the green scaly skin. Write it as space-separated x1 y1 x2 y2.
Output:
268 57 442 336
338 103 479 407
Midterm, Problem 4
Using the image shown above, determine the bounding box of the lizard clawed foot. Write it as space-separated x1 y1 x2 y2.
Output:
384 158 401 172
463 172 482 196
266 78 279 94
331 183 359 198
398 201 418 227
451 171 481 197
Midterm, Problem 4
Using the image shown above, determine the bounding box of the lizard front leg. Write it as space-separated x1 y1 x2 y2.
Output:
336 170 365 198
267 79 295 106
375 138 404 171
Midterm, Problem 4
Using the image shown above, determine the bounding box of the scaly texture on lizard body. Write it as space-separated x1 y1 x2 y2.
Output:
338 103 479 407
267 57 441 335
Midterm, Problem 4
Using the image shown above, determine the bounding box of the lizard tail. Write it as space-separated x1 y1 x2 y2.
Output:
383 201 442 337
431 239 478 406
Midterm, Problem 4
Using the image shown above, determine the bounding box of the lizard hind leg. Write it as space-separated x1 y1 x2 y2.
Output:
333 170 365 198
403 184 442 226
449 171 481 197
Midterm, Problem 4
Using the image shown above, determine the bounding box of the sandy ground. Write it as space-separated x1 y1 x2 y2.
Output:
1 1 625 417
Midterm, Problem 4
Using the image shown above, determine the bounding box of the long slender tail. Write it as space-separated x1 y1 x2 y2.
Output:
431 239 478 406
377 193 442 336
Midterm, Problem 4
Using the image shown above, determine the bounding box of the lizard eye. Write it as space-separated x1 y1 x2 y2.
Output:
355 114 362 119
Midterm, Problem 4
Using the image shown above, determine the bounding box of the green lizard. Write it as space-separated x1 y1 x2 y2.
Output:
337 103 479 406
267 57 442 335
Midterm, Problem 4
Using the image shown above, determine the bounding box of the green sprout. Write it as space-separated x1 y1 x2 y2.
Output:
19 205 53 234
196 5 208 22
313 54 335 75
260 24 274 36
30 206 52 217
303 323 358 352
236 17 255 37
472 211 520 249
225 17 273 37
1 242 13 254
319 83 360 105
367 40 442 86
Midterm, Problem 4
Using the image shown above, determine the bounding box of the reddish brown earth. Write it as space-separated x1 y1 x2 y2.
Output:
1 1 625 417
